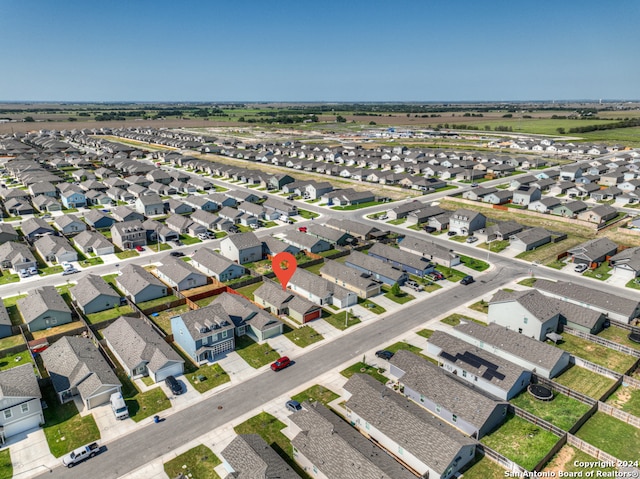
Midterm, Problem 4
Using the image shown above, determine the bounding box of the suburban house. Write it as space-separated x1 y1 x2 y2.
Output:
306 224 352 246
84 209 116 230
103 316 184 383
117 264 168 304
320 260 381 298
406 205 446 226
171 303 236 363
527 197 562 213
289 401 416 479
165 214 207 236
576 205 619 225
462 187 496 202
0 242 37 273
484 221 524 241
389 350 509 439
70 274 122 315
190 209 220 230
35 234 78 264
397 237 461 267
110 220 147 250
511 186 542 206
610 247 640 279
551 201 588 218
388 201 423 220
345 250 408 286
450 322 571 379
282 230 331 254
212 292 284 341
253 280 322 324
53 214 87 235
0 224 19 244
41 336 121 409
191 248 246 281
221 434 302 479
0 364 44 443
18 286 72 332
0 304 12 339
343 373 477 479
111 206 144 223
449 209 486 235
567 238 618 266
288 268 357 308
368 242 434 277
155 257 208 291
534 279 640 324
73 230 114 256
20 217 55 239
426 330 531 400
509 227 552 252
488 288 561 340
59 186 86 208
482 190 513 205
220 232 263 264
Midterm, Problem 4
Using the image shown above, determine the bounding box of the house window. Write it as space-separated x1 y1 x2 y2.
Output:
3 410 11 419
21 403 29 413
524 317 528 324
398 445 404 455
452 414 457 423
420 394 425 403
518 328 523 333
436 404 441 413
365 421 370 430
222 330 228 338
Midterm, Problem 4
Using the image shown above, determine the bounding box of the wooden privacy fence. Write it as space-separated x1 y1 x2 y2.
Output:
564 327 640 359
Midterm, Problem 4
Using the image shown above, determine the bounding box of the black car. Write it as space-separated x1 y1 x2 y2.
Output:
447 231 457 236
460 275 475 285
164 375 183 395
375 350 394 360
423 226 436 233
170 251 185 257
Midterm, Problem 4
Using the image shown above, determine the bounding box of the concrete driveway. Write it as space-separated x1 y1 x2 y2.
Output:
91 402 139 442
215 352 256 384
8 428 57 479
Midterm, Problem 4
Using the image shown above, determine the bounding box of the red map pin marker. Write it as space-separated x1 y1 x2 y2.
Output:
272 252 297 290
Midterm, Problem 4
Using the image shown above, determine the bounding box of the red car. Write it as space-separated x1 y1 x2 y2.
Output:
271 356 291 371
135 245 144 252
298 227 307 233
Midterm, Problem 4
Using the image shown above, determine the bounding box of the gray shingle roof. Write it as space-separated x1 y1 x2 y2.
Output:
282 230 327 250
344 374 476 475
71 274 120 308
156 257 206 284
320 260 380 291
568 237 618 262
117 264 166 297
306 224 349 243
290 401 415 479
73 230 112 251
0 363 41 399
428 331 527 394
213 293 282 332
490 288 559 323
289 268 351 301
610 246 640 272
35 234 75 257
21 217 54 237
175 303 234 341
17 286 71 323
369 242 432 271
253 280 292 309
324 218 379 239
0 303 10 328
390 350 507 429
103 316 183 375
511 227 551 244
345 250 405 282
191 248 241 275
224 231 262 250
222 434 301 479
454 321 566 371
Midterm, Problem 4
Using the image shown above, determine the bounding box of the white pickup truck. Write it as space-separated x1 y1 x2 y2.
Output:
62 442 101 467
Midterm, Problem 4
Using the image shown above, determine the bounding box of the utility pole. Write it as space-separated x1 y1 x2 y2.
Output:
344 308 349 329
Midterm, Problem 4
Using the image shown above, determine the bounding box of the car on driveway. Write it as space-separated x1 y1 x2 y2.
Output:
271 356 291 371
135 245 144 252
574 263 588 273
428 271 445 281
164 375 183 395
466 236 478 243
405 280 422 292
62 268 79 276
423 226 436 233
286 400 302 412
170 251 185 257
447 231 457 237
375 350 394 360
460 275 475 285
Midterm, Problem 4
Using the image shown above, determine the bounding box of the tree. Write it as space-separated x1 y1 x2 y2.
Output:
556 127 566 134
23 116 35 122
369 121 377 125
390 282 402 296
336 115 347 123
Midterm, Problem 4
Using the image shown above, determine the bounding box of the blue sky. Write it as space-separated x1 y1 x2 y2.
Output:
1 0 638 101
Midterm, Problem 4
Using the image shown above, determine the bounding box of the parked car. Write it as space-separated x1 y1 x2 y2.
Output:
62 442 101 468
286 400 302 412
460 275 475 285
164 375 183 395
271 356 292 371
28 266 38 275
62 268 79 276
574 263 588 273
18 269 30 278
173 240 184 246
197 233 208 240
135 245 144 252
375 350 394 360
298 226 307 233
447 231 457 237
206 232 216 239
429 271 445 281
170 251 185 257
379 215 388 220
406 280 422 292
471 183 479 187
466 236 478 243
423 226 436 233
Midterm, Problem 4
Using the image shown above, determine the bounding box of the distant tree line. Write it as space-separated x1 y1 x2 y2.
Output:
568 118 640 134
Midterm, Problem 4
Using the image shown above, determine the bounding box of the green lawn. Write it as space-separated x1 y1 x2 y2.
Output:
150 304 190 335
136 294 180 311
3 294 27 326
117 371 171 423
605 385 640 417
552 334 636 374
0 449 11 479
582 262 613 281
518 278 538 287
0 350 34 372
322 310 361 330
542 445 617 475
481 413 560 470
234 412 309 479
357 297 386 314
40 265 64 276
147 241 172 252
78 257 104 268
598 325 640 351
163 444 221 479
554 365 616 399
387 218 407 225
435 264 466 282
291 385 339 406
382 285 415 304
0 270 19 285
545 260 566 270
234 335 280 368
575 412 640 462
179 234 202 245
195 295 219 308
0 334 25 350
42 385 101 457
185 363 230 394
340 362 388 384
510 390 591 431
458 455 506 479
468 300 489 314
233 281 264 301
384 341 436 363
297 209 319 219
459 255 490 271
115 250 139 260
478 239 510 253
85 305 135 325
626 278 640 291
283 324 323 348
440 313 486 327
301 261 324 275
416 329 434 339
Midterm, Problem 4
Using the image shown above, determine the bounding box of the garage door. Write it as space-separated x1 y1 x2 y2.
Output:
86 389 118 410
304 310 321 323
4 412 42 438
154 362 185 383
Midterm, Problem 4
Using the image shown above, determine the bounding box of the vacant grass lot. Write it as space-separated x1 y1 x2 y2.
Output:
234 335 279 369
481 413 560 470
340 362 388 384
605 385 640 417
516 235 585 264
552 334 636 374
292 385 339 406
42 385 101 457
163 444 221 479
510 390 591 431
554 365 616 399
234 412 309 479
283 324 323 348
575 412 640 462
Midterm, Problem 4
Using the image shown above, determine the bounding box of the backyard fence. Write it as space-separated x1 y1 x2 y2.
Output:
567 434 620 465
564 327 640 359
534 375 597 406
623 375 640 389
572 356 622 381
597 401 640 430
476 444 529 474
510 405 566 436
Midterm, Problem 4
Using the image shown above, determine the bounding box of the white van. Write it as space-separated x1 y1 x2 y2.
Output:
110 392 129 420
